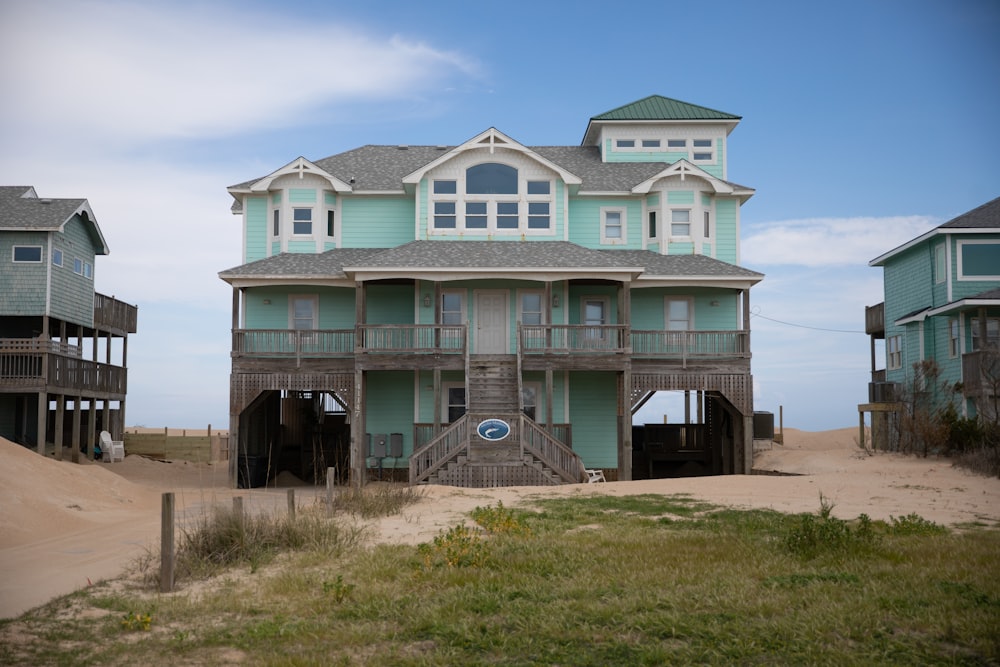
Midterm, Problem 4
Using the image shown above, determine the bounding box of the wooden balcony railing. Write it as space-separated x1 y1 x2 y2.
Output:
0 342 126 394
865 302 885 337
94 292 138 334
358 324 466 353
519 324 628 354
232 329 355 358
631 330 749 360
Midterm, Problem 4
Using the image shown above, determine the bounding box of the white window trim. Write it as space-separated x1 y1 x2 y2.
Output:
271 208 280 238
956 239 1000 280
669 208 692 239
441 381 467 423
691 138 715 163
83 262 93 280
665 296 695 331
288 294 319 330
600 207 627 245
428 173 554 236
12 245 43 263
948 318 959 358
581 296 611 341
52 248 63 267
73 257 83 274
291 207 314 236
439 289 466 324
517 289 547 326
887 335 902 370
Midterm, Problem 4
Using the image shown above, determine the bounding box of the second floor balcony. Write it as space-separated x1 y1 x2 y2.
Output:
232 324 751 371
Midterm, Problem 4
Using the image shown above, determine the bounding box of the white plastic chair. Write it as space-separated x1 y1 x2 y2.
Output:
586 468 606 483
100 430 125 462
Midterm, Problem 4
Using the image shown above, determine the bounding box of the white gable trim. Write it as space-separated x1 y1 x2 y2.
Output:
240 157 353 194
631 160 740 195
402 128 582 187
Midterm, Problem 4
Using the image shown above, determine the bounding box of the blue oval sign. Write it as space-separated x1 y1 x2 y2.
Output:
477 419 511 442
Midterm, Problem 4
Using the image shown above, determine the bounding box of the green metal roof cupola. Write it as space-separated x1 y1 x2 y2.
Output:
582 94 742 146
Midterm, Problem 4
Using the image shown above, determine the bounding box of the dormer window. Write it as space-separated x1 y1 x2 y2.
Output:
428 163 553 234
670 210 691 237
667 139 687 149
641 139 661 148
292 208 312 235
615 139 635 148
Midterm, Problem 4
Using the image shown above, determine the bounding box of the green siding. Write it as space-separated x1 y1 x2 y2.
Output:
667 191 695 205
567 198 643 248
630 288 738 330
568 372 618 468
0 231 48 316
714 198 738 264
647 194 660 207
667 241 695 255
286 240 315 254
245 197 267 262
341 196 415 248
365 371 416 463
366 284 415 324
325 192 337 206
49 217 97 326
244 286 356 329
288 188 317 203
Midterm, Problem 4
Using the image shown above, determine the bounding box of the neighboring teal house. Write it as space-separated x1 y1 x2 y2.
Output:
220 95 764 488
0 186 138 458
866 196 1000 422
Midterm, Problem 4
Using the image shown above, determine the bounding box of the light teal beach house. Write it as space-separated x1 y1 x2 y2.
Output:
0 186 137 457
220 96 764 488
866 196 1000 427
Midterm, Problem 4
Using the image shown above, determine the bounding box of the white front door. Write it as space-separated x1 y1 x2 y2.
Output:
475 291 508 354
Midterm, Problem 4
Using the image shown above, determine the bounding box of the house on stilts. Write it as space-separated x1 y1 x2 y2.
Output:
0 186 137 459
220 95 763 488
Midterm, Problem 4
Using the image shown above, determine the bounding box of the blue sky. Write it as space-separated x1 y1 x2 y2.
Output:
1 0 998 430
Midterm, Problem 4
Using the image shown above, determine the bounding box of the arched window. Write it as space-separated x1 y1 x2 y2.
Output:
466 163 518 194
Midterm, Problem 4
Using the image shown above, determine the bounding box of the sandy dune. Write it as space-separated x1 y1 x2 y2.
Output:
1 427 997 619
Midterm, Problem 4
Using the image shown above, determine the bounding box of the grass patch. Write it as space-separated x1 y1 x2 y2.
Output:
2 494 998 665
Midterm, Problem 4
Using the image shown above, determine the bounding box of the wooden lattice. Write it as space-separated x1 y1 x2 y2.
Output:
630 372 752 415
230 372 356 415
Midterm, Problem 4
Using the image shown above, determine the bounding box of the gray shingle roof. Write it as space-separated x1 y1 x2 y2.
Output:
220 241 762 281
939 196 1000 229
0 186 89 231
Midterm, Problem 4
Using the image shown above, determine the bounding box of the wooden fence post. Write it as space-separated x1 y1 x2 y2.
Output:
287 489 296 521
160 492 175 593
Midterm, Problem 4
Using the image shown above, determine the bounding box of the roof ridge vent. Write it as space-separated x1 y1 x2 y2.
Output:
39 199 52 204
397 144 409 150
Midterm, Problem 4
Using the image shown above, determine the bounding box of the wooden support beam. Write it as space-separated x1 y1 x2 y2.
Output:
36 391 47 455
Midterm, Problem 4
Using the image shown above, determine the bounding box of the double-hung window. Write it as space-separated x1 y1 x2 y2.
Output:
949 319 960 357
971 317 1000 351
887 335 902 370
934 244 946 283
670 210 691 237
52 249 63 267
582 297 609 344
290 295 318 330
526 180 550 230
601 208 625 244
292 208 312 235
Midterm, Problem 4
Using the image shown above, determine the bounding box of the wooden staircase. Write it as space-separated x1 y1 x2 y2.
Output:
409 355 586 487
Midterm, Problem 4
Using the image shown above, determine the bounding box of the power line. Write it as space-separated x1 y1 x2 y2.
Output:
750 310 867 334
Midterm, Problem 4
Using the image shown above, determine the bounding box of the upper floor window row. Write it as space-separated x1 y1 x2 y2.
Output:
615 137 716 161
272 207 336 239
431 163 553 233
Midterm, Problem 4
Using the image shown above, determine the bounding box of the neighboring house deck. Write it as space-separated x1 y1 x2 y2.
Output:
221 96 764 488
0 186 138 458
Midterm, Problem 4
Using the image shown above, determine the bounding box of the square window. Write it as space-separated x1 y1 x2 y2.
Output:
293 208 312 235
497 202 518 229
13 246 42 262
528 202 549 229
466 202 487 229
434 202 456 228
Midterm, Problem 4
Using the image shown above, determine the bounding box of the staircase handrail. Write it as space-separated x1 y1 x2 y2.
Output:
409 414 470 484
519 415 586 483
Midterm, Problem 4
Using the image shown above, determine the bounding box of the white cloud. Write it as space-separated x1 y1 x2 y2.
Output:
743 216 935 267
0 0 480 149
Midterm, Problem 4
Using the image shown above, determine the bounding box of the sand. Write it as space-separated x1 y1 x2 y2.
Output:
2 427 997 619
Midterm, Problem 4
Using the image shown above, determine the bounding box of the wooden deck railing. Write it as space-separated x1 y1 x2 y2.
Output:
518 416 584 483
962 350 1000 398
865 302 885 336
519 324 628 353
0 338 82 358
0 343 126 393
358 324 466 353
409 415 470 484
232 329 355 358
630 330 749 360
94 292 138 333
